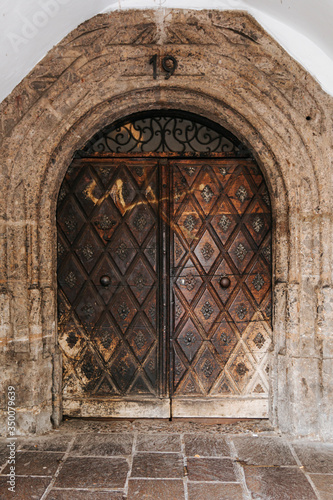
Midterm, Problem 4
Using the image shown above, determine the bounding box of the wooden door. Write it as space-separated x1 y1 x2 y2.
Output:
57 156 272 418
57 158 169 417
170 159 272 417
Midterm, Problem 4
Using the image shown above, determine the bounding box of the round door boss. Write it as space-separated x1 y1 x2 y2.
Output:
100 275 111 287
220 276 231 289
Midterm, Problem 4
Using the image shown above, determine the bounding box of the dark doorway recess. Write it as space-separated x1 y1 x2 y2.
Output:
57 111 272 418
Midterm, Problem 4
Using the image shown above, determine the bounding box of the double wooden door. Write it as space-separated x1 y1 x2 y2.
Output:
57 156 272 418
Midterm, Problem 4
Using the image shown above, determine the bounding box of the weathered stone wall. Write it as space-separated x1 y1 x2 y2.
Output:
0 9 332 439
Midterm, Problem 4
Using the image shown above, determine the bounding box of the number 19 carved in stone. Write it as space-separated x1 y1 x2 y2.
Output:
149 54 178 80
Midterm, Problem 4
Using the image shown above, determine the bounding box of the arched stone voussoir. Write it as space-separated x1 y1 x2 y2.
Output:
1 11 328 212
0 9 326 285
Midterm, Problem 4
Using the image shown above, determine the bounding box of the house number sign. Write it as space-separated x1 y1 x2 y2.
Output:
149 54 178 80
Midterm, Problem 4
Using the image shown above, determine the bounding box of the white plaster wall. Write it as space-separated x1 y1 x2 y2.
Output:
1 0 333 103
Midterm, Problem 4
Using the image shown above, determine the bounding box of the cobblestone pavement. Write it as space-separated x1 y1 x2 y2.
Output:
1 419 333 499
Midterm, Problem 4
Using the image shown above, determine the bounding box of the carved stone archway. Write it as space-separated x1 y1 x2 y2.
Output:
0 10 332 439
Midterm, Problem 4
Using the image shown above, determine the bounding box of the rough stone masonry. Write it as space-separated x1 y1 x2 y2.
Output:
0 9 332 439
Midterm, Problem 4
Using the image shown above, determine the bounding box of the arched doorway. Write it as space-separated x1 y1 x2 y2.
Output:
57 111 272 418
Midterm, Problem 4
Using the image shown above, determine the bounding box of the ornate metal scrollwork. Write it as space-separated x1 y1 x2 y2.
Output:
97 215 116 230
184 332 196 346
100 332 112 349
82 304 95 318
82 244 94 261
235 243 247 261
64 215 77 232
65 271 77 289
118 303 130 320
201 185 214 203
252 273 265 291
262 245 271 262
236 304 247 320
252 215 264 233
236 185 248 203
220 332 231 345
133 211 148 231
134 331 146 349
78 111 251 156
116 242 129 261
184 166 197 176
183 214 198 233
184 273 197 292
134 274 146 291
201 242 214 261
236 362 248 376
202 359 214 378
253 332 266 349
66 331 78 348
218 214 231 233
201 301 214 319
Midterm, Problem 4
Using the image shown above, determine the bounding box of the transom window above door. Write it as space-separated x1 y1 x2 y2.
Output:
77 110 251 156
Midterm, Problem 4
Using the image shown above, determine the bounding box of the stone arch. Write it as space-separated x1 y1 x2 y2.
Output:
0 9 332 439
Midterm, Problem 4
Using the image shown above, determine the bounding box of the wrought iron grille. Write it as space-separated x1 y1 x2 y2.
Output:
78 110 250 156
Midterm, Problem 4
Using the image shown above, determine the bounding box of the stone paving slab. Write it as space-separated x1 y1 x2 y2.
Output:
70 433 133 457
127 479 185 499
292 442 333 474
184 433 230 457
131 452 184 478
187 482 245 500
232 435 297 466
0 419 331 499
17 435 70 453
136 433 181 452
187 457 236 482
309 474 333 500
0 476 51 500
2 451 63 476
243 466 318 500
54 457 129 489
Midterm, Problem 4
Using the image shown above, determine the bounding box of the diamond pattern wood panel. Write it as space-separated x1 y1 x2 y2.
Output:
58 156 272 410
171 159 272 398
57 159 160 398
